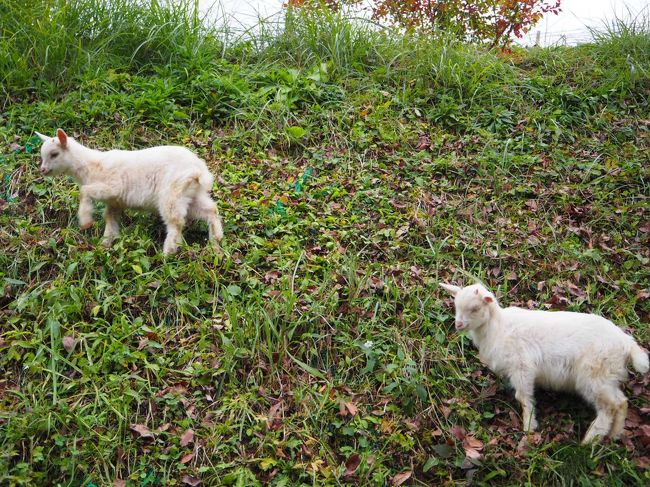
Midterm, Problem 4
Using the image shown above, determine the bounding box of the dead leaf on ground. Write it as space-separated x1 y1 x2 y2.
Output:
180 428 194 447
62 336 75 353
340 401 358 417
633 456 650 469
267 401 283 430
180 452 194 464
463 435 484 450
392 470 412 486
344 453 361 477
416 134 431 150
449 425 466 441
129 423 154 439
181 474 201 486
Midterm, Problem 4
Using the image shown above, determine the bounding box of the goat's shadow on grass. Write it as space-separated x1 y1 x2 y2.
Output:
535 390 594 439
127 213 212 248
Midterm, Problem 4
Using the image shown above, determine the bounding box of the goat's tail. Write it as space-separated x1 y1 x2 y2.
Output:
198 170 214 192
194 157 215 192
630 342 649 374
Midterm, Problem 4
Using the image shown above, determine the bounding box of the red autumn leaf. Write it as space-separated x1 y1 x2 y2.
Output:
62 336 75 353
129 424 154 439
180 428 194 447
392 470 412 486
181 474 201 486
180 452 194 464
344 453 361 477
146 331 160 341
449 425 466 441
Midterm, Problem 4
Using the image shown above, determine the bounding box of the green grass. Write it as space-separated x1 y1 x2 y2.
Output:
1 2 649 486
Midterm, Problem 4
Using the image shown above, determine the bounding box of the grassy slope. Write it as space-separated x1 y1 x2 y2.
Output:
1 2 649 486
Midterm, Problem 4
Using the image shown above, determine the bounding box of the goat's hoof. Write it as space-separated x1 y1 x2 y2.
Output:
101 238 115 248
79 220 95 230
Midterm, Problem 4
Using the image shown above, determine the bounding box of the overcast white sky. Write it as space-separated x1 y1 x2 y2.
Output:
199 1 649 46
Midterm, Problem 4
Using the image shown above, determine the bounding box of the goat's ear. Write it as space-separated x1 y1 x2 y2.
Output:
56 128 68 149
35 131 49 142
483 295 494 304
440 283 461 296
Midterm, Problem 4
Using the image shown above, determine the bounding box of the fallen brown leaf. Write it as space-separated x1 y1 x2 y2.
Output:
392 470 412 486
129 423 154 439
180 428 194 447
180 452 193 464
449 425 466 441
344 453 361 477
345 401 358 416
463 435 484 450
267 401 283 430
62 336 75 353
633 456 650 469
181 474 201 486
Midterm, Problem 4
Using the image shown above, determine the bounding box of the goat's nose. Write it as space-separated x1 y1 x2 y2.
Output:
455 320 466 330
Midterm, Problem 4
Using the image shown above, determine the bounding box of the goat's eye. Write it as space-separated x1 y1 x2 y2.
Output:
50 152 59 158
470 306 480 313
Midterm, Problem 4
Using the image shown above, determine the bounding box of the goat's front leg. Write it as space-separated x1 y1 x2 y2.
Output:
101 205 122 246
510 371 538 432
78 183 114 230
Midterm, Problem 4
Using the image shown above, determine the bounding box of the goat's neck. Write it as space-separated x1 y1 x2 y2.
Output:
67 143 103 185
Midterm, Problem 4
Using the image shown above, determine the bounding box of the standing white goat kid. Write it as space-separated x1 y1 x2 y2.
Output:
36 129 223 255
440 282 648 444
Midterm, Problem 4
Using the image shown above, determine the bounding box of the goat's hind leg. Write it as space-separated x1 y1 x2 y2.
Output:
609 393 627 440
101 205 122 247
190 192 224 253
160 182 193 255
581 385 620 444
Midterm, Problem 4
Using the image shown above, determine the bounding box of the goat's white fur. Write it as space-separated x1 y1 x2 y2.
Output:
37 129 223 255
440 282 649 443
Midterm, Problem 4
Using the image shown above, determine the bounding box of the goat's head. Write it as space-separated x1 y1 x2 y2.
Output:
440 282 497 332
35 129 73 176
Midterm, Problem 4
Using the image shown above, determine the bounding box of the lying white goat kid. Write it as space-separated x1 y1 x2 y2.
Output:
440 282 648 443
36 129 223 255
